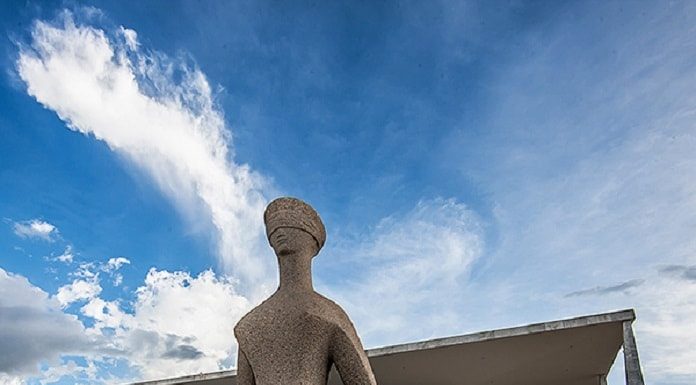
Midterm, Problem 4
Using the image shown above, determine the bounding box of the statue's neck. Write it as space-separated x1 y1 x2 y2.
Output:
277 252 314 293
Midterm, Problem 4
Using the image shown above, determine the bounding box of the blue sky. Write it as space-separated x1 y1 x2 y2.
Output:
1 1 695 384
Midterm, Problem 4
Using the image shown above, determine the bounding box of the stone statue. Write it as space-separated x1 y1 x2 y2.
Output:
234 197 377 385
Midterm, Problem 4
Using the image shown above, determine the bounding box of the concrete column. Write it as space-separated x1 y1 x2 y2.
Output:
623 321 645 385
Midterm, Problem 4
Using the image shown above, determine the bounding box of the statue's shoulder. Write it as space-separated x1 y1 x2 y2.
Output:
308 292 354 330
234 297 274 339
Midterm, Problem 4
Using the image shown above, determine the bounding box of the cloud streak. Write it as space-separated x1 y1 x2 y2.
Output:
659 265 696 282
564 279 644 298
16 12 272 291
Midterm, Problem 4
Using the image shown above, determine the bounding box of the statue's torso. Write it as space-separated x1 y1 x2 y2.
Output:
235 291 351 385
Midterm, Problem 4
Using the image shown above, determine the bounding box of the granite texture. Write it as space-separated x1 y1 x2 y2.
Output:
234 197 377 385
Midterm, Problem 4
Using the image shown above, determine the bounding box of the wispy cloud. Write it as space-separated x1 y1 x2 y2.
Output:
16 11 273 292
12 219 58 241
564 279 644 298
323 198 484 346
440 3 696 383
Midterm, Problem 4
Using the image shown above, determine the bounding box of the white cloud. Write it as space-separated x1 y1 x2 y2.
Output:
12 219 57 241
105 257 130 272
112 273 124 287
0 374 23 385
54 245 74 263
56 278 102 307
79 268 251 381
81 297 129 332
37 359 97 385
128 269 250 379
322 198 484 346
17 12 273 293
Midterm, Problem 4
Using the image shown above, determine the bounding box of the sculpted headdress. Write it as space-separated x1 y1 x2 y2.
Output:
264 197 326 251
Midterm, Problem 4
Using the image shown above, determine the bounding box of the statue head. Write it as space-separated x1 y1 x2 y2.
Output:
264 197 326 258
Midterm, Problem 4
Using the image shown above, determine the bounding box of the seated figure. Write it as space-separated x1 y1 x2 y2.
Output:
234 197 377 385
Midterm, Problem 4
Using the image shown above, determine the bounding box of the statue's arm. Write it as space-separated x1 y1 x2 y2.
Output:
236 347 255 385
330 322 377 385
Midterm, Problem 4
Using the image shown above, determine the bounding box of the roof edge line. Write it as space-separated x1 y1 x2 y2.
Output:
129 370 236 385
366 308 635 358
